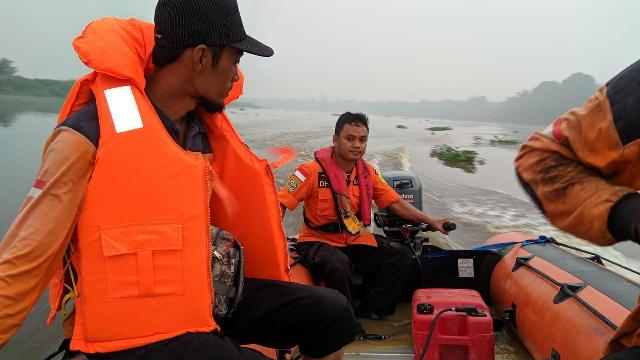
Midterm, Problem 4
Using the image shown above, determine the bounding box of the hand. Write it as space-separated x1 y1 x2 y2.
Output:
429 218 453 235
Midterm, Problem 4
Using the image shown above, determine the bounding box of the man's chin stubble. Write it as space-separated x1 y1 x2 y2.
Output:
200 99 225 113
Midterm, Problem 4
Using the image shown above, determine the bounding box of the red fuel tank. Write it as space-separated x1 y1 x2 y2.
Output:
412 288 494 360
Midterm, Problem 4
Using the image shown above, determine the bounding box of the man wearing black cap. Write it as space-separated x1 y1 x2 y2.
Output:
0 0 356 359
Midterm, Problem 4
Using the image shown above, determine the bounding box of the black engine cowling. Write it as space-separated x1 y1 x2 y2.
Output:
374 171 423 239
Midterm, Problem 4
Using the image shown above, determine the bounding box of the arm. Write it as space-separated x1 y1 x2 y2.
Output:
277 165 313 215
516 84 639 246
0 127 95 348
387 199 451 234
370 167 451 234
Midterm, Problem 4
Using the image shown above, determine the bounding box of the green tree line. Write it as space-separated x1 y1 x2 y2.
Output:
0 58 74 97
248 72 600 125
0 57 601 124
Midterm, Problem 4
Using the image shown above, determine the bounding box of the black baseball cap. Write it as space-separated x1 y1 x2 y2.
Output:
154 0 274 57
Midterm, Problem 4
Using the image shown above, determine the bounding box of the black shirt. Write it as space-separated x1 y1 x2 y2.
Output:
57 102 212 154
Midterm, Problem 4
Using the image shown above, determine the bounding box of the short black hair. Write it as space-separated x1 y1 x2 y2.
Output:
335 112 369 136
151 45 226 68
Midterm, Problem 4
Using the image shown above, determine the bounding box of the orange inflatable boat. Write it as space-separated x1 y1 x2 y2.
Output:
487 232 638 359
284 170 640 359
286 231 640 360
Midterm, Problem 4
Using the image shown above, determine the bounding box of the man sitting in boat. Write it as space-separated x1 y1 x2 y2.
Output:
0 1 359 359
516 59 640 359
279 112 451 325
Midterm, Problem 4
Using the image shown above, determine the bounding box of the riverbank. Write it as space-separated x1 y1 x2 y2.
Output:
0 75 73 97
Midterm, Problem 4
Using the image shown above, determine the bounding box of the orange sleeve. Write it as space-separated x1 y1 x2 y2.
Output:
0 127 95 348
278 163 315 211
371 166 400 209
515 87 634 246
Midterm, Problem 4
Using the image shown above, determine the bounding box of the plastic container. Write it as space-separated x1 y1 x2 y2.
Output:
412 288 494 360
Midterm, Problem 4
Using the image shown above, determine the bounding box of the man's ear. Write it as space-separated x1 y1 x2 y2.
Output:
332 134 338 146
192 45 209 72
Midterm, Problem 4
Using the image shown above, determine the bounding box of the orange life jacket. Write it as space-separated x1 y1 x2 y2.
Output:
312 146 373 235
46 17 290 353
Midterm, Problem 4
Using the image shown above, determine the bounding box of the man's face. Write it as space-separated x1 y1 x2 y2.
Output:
333 123 369 162
193 47 243 112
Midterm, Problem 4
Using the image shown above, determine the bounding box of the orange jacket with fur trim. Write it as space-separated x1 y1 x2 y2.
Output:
516 59 640 354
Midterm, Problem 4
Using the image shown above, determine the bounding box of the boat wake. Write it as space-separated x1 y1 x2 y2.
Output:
368 147 640 282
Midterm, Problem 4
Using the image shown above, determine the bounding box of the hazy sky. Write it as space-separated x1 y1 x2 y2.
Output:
1 0 638 101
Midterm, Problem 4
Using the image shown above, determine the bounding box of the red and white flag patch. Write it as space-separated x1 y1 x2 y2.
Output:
286 167 308 192
28 179 46 198
294 168 307 182
541 118 566 143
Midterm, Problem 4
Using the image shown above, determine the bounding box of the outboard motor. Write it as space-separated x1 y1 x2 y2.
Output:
374 170 423 239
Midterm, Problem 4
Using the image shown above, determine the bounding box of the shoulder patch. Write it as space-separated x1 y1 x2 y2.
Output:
286 166 308 192
606 59 640 145
293 167 308 182
286 176 301 192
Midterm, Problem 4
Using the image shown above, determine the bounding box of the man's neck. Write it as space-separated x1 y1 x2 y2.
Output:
333 150 356 173
145 68 197 123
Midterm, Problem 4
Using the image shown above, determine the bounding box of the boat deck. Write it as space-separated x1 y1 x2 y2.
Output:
344 303 532 359
345 303 414 359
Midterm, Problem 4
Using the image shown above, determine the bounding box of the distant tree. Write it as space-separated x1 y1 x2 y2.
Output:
246 72 599 125
0 58 17 76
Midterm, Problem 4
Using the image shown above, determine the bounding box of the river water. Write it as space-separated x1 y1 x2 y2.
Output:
1 104 639 359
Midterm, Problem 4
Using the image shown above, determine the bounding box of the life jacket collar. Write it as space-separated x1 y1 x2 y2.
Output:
314 146 374 234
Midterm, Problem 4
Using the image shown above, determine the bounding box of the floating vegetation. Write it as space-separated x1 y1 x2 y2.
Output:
396 124 408 129
489 135 520 146
489 138 519 145
473 135 520 147
427 126 452 132
430 144 485 173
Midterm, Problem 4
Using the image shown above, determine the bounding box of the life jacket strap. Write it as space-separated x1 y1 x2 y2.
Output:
302 207 361 234
61 244 79 320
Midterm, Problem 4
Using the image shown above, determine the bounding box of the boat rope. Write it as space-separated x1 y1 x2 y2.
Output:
472 236 551 251
513 255 618 330
421 234 640 277
541 236 640 276
419 236 551 259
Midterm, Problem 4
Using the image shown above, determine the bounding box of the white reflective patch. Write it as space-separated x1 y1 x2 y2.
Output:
458 258 475 278
104 86 143 133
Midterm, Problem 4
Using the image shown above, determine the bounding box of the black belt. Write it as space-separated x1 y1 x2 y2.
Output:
303 207 362 233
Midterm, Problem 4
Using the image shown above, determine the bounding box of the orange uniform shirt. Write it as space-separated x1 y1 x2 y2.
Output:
279 160 400 247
